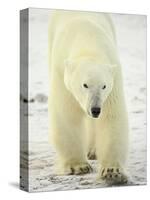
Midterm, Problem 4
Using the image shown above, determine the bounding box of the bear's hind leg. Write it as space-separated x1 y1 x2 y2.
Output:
86 118 97 160
87 149 97 160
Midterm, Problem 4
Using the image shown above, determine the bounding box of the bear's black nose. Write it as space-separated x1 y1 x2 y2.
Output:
91 107 101 117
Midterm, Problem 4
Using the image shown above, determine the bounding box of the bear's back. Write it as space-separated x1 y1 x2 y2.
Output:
48 10 116 56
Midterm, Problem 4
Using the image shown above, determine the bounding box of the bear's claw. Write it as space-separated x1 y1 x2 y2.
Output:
100 167 128 184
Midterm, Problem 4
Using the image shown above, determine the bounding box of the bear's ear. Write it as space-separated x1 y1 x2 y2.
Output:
109 64 118 76
64 59 76 90
64 59 75 72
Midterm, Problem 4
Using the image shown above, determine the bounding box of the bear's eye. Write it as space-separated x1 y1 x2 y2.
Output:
83 83 88 88
102 85 106 89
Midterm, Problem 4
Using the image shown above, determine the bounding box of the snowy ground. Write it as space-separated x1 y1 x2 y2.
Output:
20 9 147 192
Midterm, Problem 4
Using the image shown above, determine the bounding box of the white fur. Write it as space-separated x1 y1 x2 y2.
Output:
48 10 129 182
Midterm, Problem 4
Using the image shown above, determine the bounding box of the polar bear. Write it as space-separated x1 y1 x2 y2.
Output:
48 10 129 184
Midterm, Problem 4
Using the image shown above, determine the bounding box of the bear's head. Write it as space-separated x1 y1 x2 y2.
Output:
64 58 116 118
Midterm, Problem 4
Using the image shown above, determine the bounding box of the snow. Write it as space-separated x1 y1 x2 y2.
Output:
20 9 147 192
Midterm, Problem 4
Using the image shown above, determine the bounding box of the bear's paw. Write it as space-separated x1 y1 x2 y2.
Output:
99 167 128 185
87 149 97 160
65 162 93 175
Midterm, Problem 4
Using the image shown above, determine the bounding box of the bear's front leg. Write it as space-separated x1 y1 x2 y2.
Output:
96 114 129 184
50 112 92 175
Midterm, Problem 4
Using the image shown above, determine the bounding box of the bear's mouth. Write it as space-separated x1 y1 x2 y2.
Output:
92 114 100 118
88 113 100 118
